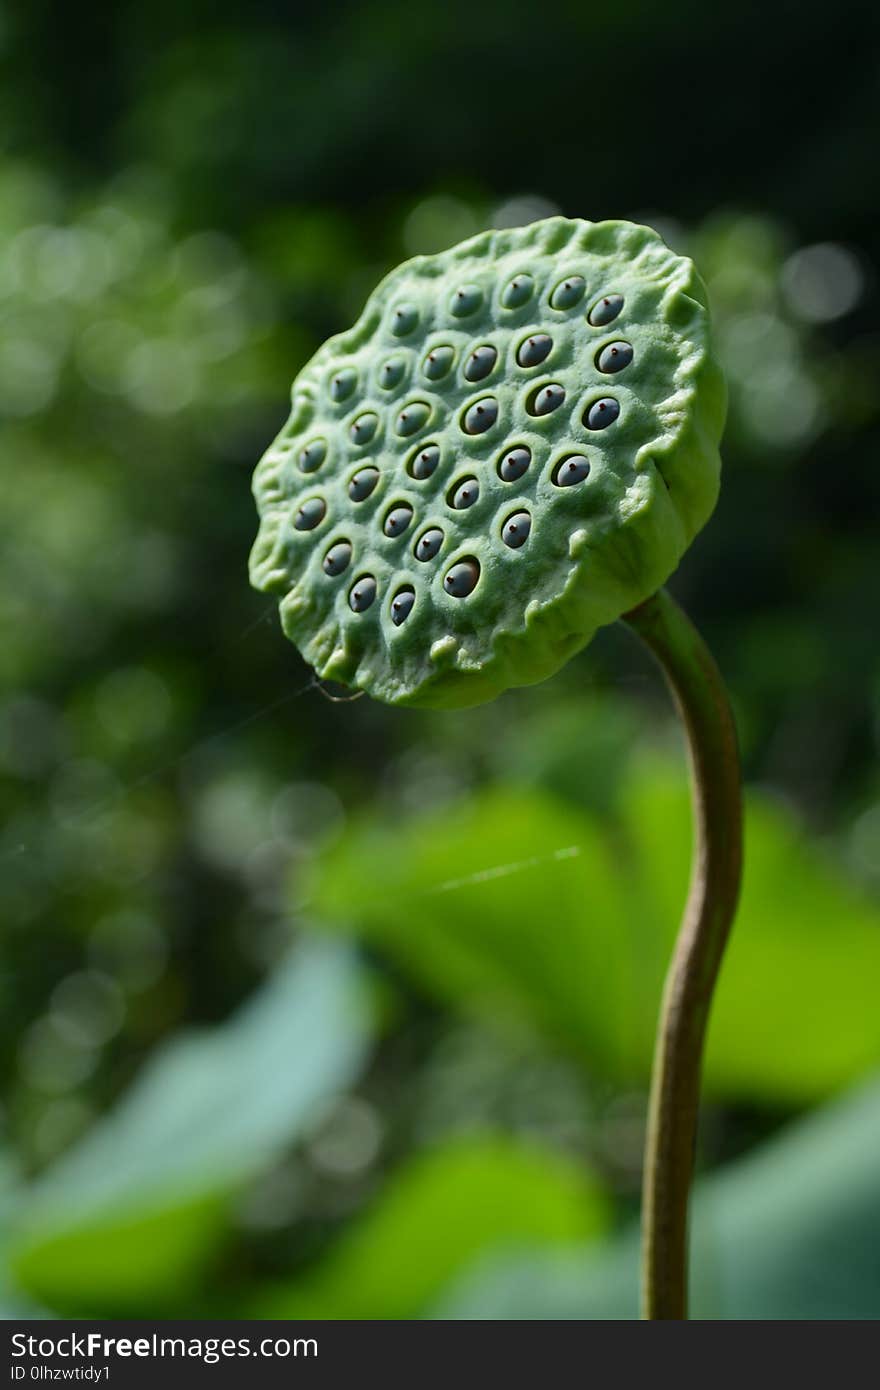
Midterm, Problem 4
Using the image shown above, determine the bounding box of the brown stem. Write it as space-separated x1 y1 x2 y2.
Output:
622 587 743 1320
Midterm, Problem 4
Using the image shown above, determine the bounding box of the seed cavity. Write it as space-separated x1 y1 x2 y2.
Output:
501 274 534 309
350 412 378 445
464 345 498 382
550 275 585 309
451 284 483 317
423 345 455 381
588 293 624 326
298 438 327 473
443 558 480 598
330 367 357 402
408 443 441 480
383 503 414 538
585 397 621 430
502 511 532 549
497 445 531 482
396 401 431 437
527 382 566 417
349 466 379 502
294 496 326 530
596 341 634 373
391 303 419 336
414 527 444 562
379 357 406 390
516 333 553 368
391 587 415 626
349 575 377 612
323 540 352 576
554 455 591 487
448 477 479 510
462 396 499 435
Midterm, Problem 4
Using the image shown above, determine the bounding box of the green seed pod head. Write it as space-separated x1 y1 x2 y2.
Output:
250 217 726 709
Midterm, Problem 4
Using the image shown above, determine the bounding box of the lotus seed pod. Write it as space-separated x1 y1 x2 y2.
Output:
250 217 726 709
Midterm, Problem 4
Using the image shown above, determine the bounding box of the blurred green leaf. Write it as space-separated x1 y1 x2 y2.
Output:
435 1076 880 1319
9 941 371 1312
308 754 880 1101
252 1135 610 1319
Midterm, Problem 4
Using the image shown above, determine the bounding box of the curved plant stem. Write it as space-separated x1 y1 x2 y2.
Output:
622 587 743 1320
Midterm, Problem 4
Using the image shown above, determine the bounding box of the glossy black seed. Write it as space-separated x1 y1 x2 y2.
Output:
443 558 480 597
462 396 499 434
464 345 497 382
502 511 532 548
383 504 414 538
322 540 352 576
529 383 566 416
449 477 479 510
379 357 406 389
330 367 357 402
348 467 379 502
498 446 531 482
501 274 534 309
588 293 624 327
408 443 440 480
451 284 482 316
396 401 430 437
554 455 591 487
585 397 621 430
391 588 415 626
350 412 378 445
516 333 553 368
414 528 444 562
391 303 418 336
298 438 327 473
596 341 634 373
349 575 377 612
550 275 585 309
423 345 455 380
294 496 326 530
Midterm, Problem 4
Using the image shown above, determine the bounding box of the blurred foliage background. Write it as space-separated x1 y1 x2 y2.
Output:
1 0 879 1320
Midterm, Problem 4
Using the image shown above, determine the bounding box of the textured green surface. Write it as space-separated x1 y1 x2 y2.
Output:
250 217 725 707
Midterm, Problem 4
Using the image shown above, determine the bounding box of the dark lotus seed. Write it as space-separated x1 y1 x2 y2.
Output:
330 367 357 402
379 357 406 389
588 293 624 327
414 527 444 562
350 412 378 445
462 396 499 434
502 511 532 549
498 445 531 482
550 275 585 309
449 477 479 510
585 397 621 430
383 503 414 538
391 587 415 626
596 341 634 373
299 438 327 473
464 345 498 382
391 303 418 336
323 540 352 576
516 333 553 368
396 401 431 437
450 284 482 316
349 575 377 612
554 455 591 487
408 443 440 480
443 558 480 598
294 496 326 530
501 274 534 309
349 467 379 502
528 382 566 416
423 345 455 380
